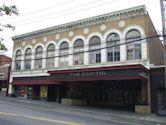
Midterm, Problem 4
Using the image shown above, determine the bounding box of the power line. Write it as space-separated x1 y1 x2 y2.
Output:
1 0 77 21
9 0 106 24
11 0 121 26
0 34 163 63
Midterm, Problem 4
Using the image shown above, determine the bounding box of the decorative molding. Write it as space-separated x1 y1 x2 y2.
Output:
12 5 147 41
34 43 45 51
57 38 70 47
68 31 74 37
103 29 122 42
86 32 103 45
23 45 33 53
32 39 36 44
100 24 107 31
118 20 125 27
13 48 23 56
45 41 57 49
71 36 86 46
22 41 26 46
122 25 145 39
83 28 90 34
43 37 47 42
55 34 60 40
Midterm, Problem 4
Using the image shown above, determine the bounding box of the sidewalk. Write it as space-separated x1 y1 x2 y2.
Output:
158 110 166 116
1 96 166 124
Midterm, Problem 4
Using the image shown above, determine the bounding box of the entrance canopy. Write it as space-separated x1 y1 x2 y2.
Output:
13 64 149 85
48 64 149 82
13 76 59 85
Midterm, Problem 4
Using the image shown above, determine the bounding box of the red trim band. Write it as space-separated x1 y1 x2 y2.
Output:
13 80 59 85
48 64 149 74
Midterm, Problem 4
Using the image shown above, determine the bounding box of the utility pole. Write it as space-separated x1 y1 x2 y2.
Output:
160 0 166 110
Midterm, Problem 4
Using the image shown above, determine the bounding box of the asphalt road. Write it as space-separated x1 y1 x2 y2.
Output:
0 97 165 125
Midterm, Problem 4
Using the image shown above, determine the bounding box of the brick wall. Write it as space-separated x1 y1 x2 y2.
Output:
145 14 164 66
0 55 11 66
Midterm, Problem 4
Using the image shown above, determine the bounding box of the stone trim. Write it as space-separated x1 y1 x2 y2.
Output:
12 5 147 41
135 105 151 113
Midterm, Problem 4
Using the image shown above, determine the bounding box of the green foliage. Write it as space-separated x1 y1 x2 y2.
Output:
0 4 18 16
0 41 7 51
0 3 19 51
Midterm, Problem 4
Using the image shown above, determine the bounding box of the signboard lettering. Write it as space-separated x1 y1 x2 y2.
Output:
70 71 107 77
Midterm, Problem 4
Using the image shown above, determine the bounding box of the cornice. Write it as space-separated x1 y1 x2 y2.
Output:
12 5 147 41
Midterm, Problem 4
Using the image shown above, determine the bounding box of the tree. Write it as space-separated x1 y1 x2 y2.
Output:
0 4 19 52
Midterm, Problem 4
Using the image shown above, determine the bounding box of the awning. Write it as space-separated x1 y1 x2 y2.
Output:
13 79 59 85
48 64 149 82
13 64 149 85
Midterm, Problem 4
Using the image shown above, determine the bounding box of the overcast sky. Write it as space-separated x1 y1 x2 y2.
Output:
0 0 162 57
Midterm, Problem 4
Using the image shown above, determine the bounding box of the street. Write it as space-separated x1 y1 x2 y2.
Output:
0 97 165 125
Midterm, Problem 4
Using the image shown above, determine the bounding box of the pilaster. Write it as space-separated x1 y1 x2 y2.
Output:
84 44 89 65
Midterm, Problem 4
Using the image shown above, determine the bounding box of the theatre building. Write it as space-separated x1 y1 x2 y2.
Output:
10 5 164 113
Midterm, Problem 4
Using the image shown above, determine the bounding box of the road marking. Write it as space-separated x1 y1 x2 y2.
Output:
110 119 141 125
7 103 141 125
0 111 84 125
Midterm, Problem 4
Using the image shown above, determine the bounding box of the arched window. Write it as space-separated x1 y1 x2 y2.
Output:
126 29 141 60
106 33 120 62
35 46 43 69
24 48 32 70
46 44 55 69
59 42 69 67
73 39 84 65
89 36 101 64
15 50 22 70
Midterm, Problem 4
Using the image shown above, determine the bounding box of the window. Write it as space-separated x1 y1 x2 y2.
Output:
35 46 43 69
46 44 55 69
89 36 101 64
15 50 22 70
24 48 32 70
96 53 101 63
106 33 120 62
126 29 141 60
59 42 69 67
73 39 84 65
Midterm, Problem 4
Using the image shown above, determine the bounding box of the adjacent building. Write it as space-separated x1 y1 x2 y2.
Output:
11 5 164 113
0 55 11 94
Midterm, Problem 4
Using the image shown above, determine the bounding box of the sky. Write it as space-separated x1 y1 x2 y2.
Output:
0 0 162 57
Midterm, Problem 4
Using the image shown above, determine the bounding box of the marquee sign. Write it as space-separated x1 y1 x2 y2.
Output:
69 71 107 77
13 65 149 85
49 67 149 81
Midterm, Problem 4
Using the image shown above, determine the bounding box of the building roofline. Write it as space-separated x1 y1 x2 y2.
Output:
0 55 12 60
12 5 147 41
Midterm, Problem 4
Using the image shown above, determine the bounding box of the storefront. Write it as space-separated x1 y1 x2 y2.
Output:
12 64 151 113
13 76 56 100
15 85 27 97
48 64 151 113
